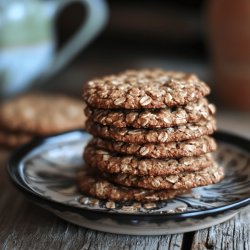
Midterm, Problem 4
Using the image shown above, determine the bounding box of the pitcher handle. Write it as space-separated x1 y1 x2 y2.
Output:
44 0 108 80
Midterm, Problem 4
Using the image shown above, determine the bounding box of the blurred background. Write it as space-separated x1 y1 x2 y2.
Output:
0 0 249 136
53 0 208 93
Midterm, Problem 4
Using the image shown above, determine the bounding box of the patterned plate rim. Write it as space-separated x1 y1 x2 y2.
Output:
7 130 250 221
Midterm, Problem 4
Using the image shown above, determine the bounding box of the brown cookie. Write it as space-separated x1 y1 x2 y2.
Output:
84 144 214 176
89 136 217 159
0 130 32 148
0 93 85 135
76 168 188 202
85 98 216 128
105 163 224 190
83 69 210 109
85 118 216 144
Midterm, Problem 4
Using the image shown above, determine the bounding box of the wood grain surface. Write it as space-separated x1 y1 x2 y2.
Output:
191 208 250 250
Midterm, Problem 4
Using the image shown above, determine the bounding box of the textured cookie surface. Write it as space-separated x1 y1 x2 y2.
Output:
89 136 217 159
76 168 188 202
84 145 214 176
86 118 216 144
0 130 32 148
105 164 224 190
85 98 216 128
83 69 210 109
0 93 84 135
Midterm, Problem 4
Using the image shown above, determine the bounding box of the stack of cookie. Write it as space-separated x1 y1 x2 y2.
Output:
77 69 224 202
0 93 85 149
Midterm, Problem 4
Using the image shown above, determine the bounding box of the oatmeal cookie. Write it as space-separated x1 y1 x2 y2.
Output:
76 168 188 202
0 130 32 148
83 69 210 109
84 145 214 176
89 136 217 159
105 163 224 190
85 98 216 128
0 93 84 135
85 118 216 144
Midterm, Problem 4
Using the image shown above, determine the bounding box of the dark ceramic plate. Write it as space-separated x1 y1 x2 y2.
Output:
8 130 250 235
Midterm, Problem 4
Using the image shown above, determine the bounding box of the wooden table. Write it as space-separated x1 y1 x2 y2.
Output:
0 112 249 250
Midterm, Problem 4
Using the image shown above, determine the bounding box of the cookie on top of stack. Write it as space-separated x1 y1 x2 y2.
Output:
0 93 85 149
77 69 224 202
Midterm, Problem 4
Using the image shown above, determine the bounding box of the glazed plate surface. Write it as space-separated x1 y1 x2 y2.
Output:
8 131 250 235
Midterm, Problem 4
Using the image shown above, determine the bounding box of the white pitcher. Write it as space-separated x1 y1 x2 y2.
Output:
0 0 108 98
